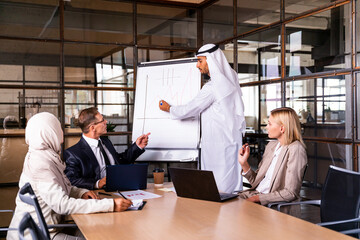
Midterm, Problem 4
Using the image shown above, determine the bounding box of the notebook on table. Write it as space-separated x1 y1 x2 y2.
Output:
169 167 238 202
105 163 148 192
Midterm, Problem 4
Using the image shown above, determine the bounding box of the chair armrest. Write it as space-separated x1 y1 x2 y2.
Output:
267 201 286 208
0 210 14 213
317 217 360 227
0 227 17 232
341 228 360 235
277 199 321 211
47 223 77 229
0 223 77 232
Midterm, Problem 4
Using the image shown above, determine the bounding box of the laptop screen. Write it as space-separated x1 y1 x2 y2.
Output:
170 168 238 202
106 163 148 192
169 167 225 202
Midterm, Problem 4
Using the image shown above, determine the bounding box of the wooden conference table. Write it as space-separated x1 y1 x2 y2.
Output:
72 183 353 240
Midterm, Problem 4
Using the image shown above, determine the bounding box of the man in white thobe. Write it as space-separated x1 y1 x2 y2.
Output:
159 44 246 193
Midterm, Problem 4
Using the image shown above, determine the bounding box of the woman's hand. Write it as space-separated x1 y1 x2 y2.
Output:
113 198 132 212
238 144 250 173
246 195 260 203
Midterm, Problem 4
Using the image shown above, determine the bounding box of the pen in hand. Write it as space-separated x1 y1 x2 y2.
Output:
118 191 133 207
240 143 249 156
117 190 128 199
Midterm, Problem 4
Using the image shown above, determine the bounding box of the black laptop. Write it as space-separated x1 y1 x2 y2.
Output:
105 163 148 192
169 167 238 202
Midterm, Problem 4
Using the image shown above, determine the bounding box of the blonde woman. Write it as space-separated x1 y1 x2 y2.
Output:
238 107 307 207
7 112 132 240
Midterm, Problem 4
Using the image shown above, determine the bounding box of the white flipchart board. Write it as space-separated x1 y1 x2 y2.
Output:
132 58 201 162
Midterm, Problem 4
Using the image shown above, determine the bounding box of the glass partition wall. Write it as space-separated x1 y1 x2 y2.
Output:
227 0 356 187
0 0 358 191
0 0 198 189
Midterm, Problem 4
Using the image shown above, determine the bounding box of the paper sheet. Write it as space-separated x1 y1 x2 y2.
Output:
136 149 199 162
290 31 302 53
132 60 201 149
132 118 199 148
114 190 161 200
289 56 301 77
128 199 145 210
266 57 279 79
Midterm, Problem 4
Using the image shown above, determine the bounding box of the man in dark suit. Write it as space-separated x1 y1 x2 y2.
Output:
64 107 150 190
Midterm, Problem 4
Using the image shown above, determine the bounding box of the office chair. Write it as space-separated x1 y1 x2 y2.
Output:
277 165 360 237
0 210 16 232
19 182 77 239
341 228 360 237
18 212 48 240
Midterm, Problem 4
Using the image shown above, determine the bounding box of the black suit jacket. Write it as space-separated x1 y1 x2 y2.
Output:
64 136 145 190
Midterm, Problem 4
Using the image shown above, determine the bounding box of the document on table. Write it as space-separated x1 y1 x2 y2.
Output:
128 199 147 211
114 190 161 200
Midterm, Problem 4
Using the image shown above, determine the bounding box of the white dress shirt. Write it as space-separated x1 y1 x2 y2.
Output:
255 142 282 194
82 134 116 188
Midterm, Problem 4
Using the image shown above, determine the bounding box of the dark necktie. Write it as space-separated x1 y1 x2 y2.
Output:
98 140 111 166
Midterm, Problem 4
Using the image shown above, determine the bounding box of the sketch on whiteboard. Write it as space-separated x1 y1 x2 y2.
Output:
132 60 201 150
134 63 200 119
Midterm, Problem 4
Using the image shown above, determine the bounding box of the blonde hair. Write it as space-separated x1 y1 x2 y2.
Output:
270 107 304 146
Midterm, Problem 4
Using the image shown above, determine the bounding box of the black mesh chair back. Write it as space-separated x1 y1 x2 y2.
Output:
19 183 51 239
320 165 360 233
18 212 48 240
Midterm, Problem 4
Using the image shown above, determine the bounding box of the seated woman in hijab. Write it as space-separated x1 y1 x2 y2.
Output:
7 112 132 240
237 107 307 211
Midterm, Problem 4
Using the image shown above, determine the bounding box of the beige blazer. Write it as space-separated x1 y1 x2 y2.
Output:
240 140 307 206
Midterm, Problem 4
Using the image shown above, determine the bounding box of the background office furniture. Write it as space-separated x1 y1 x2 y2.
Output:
18 212 48 240
0 209 16 237
72 183 354 240
0 134 28 184
277 165 360 237
0 185 18 238
19 182 77 239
